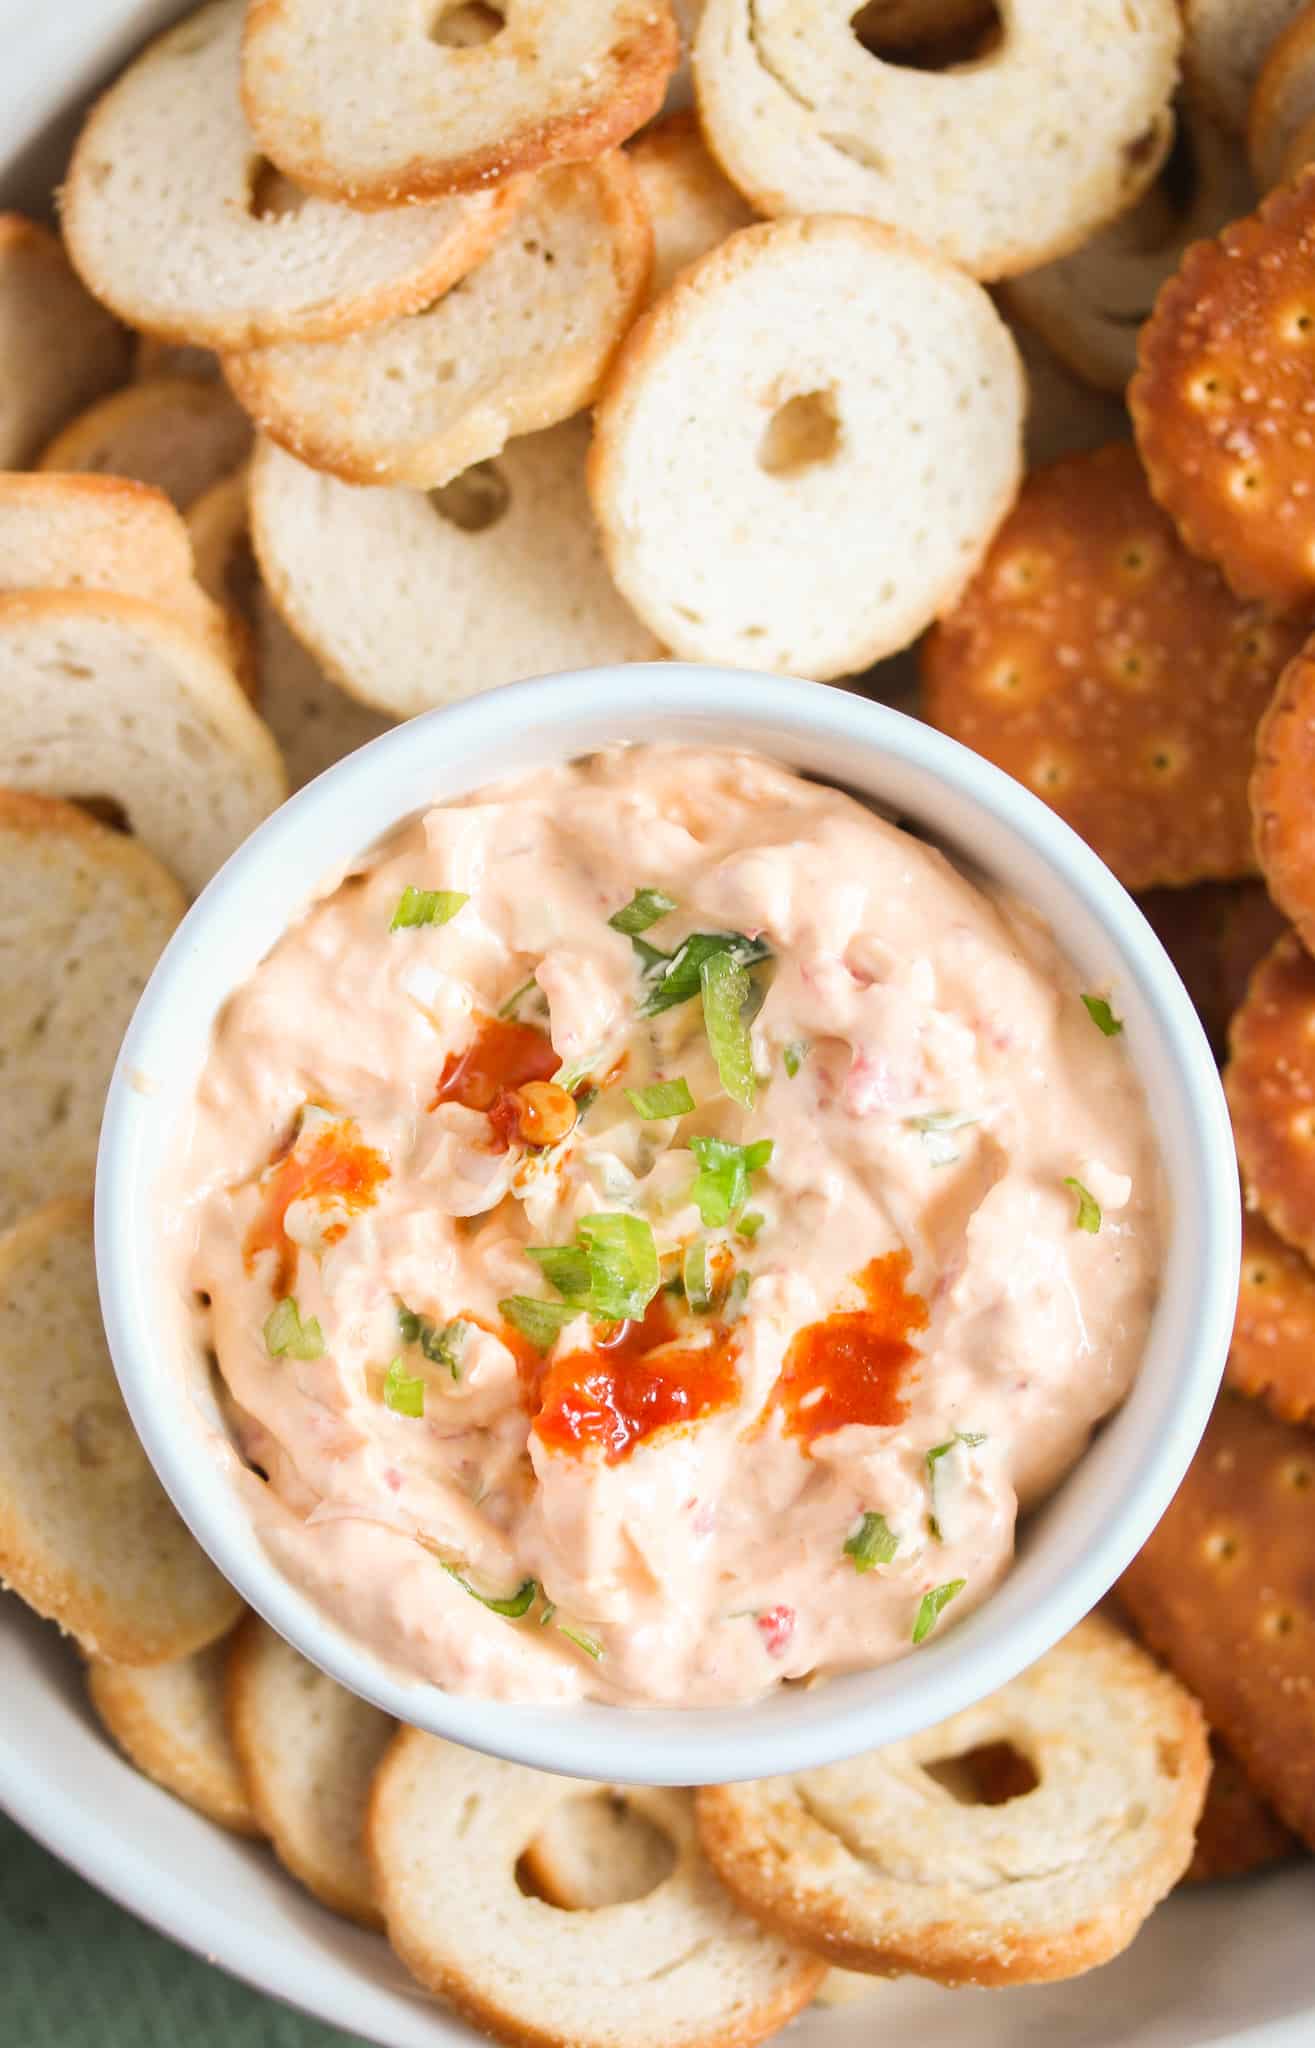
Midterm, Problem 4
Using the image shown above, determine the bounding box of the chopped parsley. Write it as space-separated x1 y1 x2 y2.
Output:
1081 994 1123 1038
398 1304 468 1380
783 1040 811 1078
1064 1177 1102 1233
442 1565 539 1618
382 1357 425 1418
638 931 772 1018
687 1134 773 1228
608 887 678 935
912 1579 966 1645
263 1296 324 1361
389 886 468 931
843 1512 899 1572
625 1077 696 1120
499 1296 579 1351
525 1212 661 1325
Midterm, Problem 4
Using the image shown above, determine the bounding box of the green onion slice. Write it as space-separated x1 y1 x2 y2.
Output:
499 1296 579 1351
608 888 678 936
389 886 468 932
688 1134 773 1228
783 1040 810 1078
398 1304 468 1380
575 1213 660 1322
558 1625 604 1659
382 1357 425 1417
263 1297 324 1360
538 1600 558 1627
926 1431 987 1540
498 973 540 1020
843 1511 899 1572
525 1244 592 1299
442 1565 538 1618
1081 994 1123 1037
1064 1177 1102 1233
908 1109 978 1169
736 1210 765 1242
625 1077 696 1121
701 949 756 1109
912 1579 966 1645
639 931 771 1018
682 1235 725 1314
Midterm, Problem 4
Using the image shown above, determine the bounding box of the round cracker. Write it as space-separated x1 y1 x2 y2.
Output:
1136 880 1287 1055
1182 0 1308 137
0 792 185 1232
368 1729 825 2048
1132 167 1315 608
1227 928 1315 1263
693 0 1181 281
1184 1733 1299 1882
1249 1 1315 187
589 214 1024 677
1227 1209 1315 1424
225 1615 393 1927
186 471 392 787
223 156 652 489
63 0 521 351
240 0 678 208
0 587 286 896
696 1616 1208 1987
0 1197 242 1664
0 213 129 470
88 1631 258 1836
922 442 1303 889
1252 634 1315 953
627 110 755 301
39 378 253 515
1002 95 1256 396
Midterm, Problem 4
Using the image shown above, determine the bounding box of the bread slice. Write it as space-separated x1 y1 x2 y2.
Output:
367 1729 826 2048
62 0 522 351
249 424 659 719
1184 0 1308 136
0 792 184 1230
521 1789 682 1908
589 215 1024 676
0 214 129 469
224 156 653 489
696 1615 1209 1987
133 335 221 384
1002 97 1256 395
39 379 253 515
240 0 678 207
88 1631 259 1835
187 471 392 786
628 111 755 300
693 0 1181 279
0 472 238 680
0 1198 242 1663
1249 2 1315 185
225 1615 393 1927
0 588 286 895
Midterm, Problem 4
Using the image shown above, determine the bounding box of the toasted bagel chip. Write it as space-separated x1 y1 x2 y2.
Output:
1252 636 1315 953
0 1198 241 1663
226 1615 393 1927
1279 104 1315 182
0 793 185 1231
628 111 755 300
1227 928 1315 1263
39 378 253 515
240 0 677 207
88 1632 258 1836
1249 1 1315 187
133 335 221 384
1230 1210 1315 1423
521 1789 682 1909
1132 169 1315 608
1184 1734 1300 1882
1182 0 1308 136
1119 1391 1315 1850
1137 880 1286 1054
368 1730 825 2047
696 1615 1207 1986
923 442 1301 889
0 214 129 469
224 157 652 489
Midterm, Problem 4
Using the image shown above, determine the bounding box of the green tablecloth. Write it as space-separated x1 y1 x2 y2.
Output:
1 1813 366 2048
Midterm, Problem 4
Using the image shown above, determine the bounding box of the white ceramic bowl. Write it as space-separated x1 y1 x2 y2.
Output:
95 662 1238 1784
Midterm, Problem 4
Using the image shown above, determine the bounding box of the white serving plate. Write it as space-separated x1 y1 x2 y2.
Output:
4 4 1315 2043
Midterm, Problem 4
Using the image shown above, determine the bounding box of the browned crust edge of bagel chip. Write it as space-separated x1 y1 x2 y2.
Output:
87 1637 260 1836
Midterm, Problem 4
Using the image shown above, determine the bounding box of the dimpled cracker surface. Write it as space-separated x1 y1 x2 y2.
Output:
1252 635 1315 952
922 443 1303 888
1228 928 1315 1263
1229 1210 1315 1424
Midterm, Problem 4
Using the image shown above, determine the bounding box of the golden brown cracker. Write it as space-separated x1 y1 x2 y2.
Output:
1227 927 1315 1262
1138 881 1286 1054
1118 1390 1315 1850
1184 1734 1299 1882
1227 1209 1315 1422
1252 635 1315 952
1132 168 1315 608
921 443 1304 888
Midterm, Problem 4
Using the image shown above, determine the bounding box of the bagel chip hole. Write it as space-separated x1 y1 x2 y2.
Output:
850 0 1002 71
922 1739 1039 1806
758 391 842 479
73 795 131 833
429 461 511 533
246 157 309 222
516 1792 677 1907
430 1 505 45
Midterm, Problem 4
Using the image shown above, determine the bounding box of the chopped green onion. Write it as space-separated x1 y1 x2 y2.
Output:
442 1565 538 1618
639 931 772 1018
538 1600 557 1627
1081 994 1123 1038
629 936 671 975
783 1040 810 1078
552 1055 596 1094
701 949 756 1109
558 1625 604 1659
576 1213 660 1322
608 887 678 936
844 1511 899 1572
397 1303 467 1381
499 1296 578 1350
625 1077 696 1120
912 1579 966 1645
688 1134 774 1228
263 1297 324 1360
926 1432 987 1540
389 886 468 932
682 1235 723 1314
736 1210 765 1242
908 1109 979 1169
526 1244 592 1299
724 1269 752 1321
1064 1177 1102 1233
498 973 540 1019
383 1356 425 1418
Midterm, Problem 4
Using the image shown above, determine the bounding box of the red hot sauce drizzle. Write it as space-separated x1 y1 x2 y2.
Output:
775 1248 927 1447
243 1117 390 1295
431 1016 560 1150
530 1291 741 1464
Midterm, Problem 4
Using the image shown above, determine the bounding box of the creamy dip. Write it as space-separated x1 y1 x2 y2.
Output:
172 746 1160 1707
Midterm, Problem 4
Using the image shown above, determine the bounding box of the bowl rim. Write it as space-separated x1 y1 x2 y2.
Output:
95 662 1239 1783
